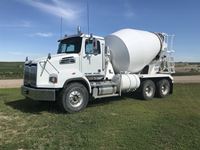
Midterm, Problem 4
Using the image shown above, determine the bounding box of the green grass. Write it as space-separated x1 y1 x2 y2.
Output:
0 84 200 150
0 62 24 79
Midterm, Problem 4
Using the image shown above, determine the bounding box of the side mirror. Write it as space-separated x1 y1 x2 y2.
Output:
25 56 28 62
93 38 99 55
93 38 98 50
48 53 51 60
105 46 110 56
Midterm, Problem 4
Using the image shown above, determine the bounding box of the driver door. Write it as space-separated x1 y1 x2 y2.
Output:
81 38 104 79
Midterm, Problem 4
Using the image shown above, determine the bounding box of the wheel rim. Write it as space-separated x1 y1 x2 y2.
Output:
68 90 83 108
161 84 169 95
145 86 154 97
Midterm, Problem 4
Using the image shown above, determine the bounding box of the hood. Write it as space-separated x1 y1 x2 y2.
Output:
25 53 79 65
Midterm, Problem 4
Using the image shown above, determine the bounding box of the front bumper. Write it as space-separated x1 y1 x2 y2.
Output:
21 86 56 101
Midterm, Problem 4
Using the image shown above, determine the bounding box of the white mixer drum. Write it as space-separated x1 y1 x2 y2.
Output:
105 29 162 73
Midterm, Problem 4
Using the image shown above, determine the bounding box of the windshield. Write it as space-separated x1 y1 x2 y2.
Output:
57 37 82 54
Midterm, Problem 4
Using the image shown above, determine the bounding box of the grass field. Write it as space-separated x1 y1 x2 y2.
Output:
0 62 24 79
0 84 200 149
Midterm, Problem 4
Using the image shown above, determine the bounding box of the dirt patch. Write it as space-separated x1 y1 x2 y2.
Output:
0 79 23 88
173 75 200 83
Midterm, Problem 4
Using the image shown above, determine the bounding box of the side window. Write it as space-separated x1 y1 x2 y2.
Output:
85 39 101 54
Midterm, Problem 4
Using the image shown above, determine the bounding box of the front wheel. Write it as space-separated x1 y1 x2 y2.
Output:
59 83 89 113
140 80 156 100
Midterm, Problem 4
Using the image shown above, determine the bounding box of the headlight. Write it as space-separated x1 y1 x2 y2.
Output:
49 74 58 84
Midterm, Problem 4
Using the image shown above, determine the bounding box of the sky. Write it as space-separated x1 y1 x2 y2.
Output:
0 0 200 62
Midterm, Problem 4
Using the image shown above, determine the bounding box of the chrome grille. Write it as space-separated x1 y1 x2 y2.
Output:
24 64 37 87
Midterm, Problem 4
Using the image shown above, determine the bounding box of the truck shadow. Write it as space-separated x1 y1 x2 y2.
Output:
6 99 61 114
6 94 141 114
88 93 141 107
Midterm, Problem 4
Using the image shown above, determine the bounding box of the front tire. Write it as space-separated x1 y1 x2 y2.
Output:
140 80 156 100
156 79 170 98
59 83 89 113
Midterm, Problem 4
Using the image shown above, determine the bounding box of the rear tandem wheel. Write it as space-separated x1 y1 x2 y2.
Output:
140 80 156 100
156 79 171 98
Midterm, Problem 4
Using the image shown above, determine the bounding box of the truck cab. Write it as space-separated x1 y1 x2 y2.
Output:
57 34 106 79
22 31 109 112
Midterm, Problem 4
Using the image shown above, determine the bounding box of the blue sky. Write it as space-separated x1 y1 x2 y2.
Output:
0 0 199 62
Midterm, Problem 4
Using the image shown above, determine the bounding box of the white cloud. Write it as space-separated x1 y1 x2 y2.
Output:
3 51 46 61
124 11 135 18
22 0 81 22
20 20 32 27
8 51 25 56
31 32 53 37
8 51 40 57
0 20 32 28
123 1 135 18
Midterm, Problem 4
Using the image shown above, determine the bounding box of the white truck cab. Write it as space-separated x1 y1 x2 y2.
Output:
22 28 175 113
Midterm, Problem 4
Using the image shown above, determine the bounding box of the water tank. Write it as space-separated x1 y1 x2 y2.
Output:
112 74 140 92
105 29 162 73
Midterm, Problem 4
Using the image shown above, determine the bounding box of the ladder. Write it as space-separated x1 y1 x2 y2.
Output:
159 34 175 74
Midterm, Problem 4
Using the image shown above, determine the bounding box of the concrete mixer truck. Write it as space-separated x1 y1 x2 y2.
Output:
21 27 175 113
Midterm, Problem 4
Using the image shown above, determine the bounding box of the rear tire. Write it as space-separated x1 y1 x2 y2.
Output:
59 83 89 113
156 79 170 98
140 80 155 100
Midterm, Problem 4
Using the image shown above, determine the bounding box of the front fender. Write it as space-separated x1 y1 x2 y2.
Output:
63 76 91 93
60 69 91 93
